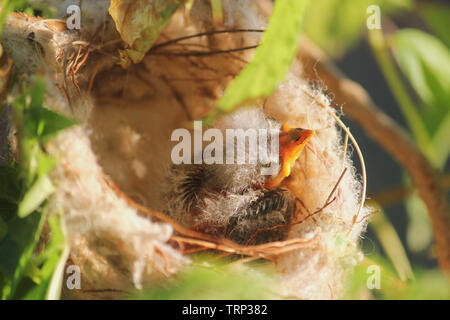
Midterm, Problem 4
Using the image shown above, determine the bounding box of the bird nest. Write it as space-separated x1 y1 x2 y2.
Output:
2 1 370 299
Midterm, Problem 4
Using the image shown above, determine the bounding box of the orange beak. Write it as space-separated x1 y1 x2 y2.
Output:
265 124 314 189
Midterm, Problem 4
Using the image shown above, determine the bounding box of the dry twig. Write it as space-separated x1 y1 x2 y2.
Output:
103 175 319 261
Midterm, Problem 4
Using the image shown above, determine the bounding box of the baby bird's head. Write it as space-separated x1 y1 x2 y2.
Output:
211 108 314 191
266 124 314 189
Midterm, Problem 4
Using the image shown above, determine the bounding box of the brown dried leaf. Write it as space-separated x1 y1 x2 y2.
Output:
109 0 185 68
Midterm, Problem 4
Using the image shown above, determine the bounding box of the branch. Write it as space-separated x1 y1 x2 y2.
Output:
297 37 450 273
0 43 12 107
373 173 450 208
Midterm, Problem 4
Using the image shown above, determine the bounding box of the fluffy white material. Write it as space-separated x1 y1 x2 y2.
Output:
161 108 281 233
264 68 368 299
47 126 187 298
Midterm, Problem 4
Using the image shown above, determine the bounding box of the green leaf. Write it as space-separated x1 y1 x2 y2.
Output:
12 90 27 111
23 107 77 143
36 151 57 177
129 261 273 300
20 138 40 188
37 108 77 143
400 269 450 300
24 261 43 285
404 191 433 253
0 165 21 204
17 174 55 218
18 76 77 143
0 75 68 299
346 254 404 299
208 0 309 122
420 3 450 49
0 216 7 241
0 165 22 237
368 201 414 282
304 0 413 58
390 29 450 167
347 253 449 299
0 208 47 299
23 213 68 300
0 1 26 35
304 0 369 58
29 76 46 110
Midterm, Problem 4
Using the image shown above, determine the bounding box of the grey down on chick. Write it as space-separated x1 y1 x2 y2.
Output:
162 108 313 245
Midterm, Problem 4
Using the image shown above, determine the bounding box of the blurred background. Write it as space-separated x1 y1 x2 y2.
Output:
300 0 449 298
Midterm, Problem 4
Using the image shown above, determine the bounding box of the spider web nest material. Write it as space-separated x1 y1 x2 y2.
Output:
2 0 370 299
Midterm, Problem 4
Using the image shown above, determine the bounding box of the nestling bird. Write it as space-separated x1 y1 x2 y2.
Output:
162 108 314 245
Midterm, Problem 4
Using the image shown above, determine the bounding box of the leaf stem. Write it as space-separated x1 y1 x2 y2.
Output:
368 28 435 164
